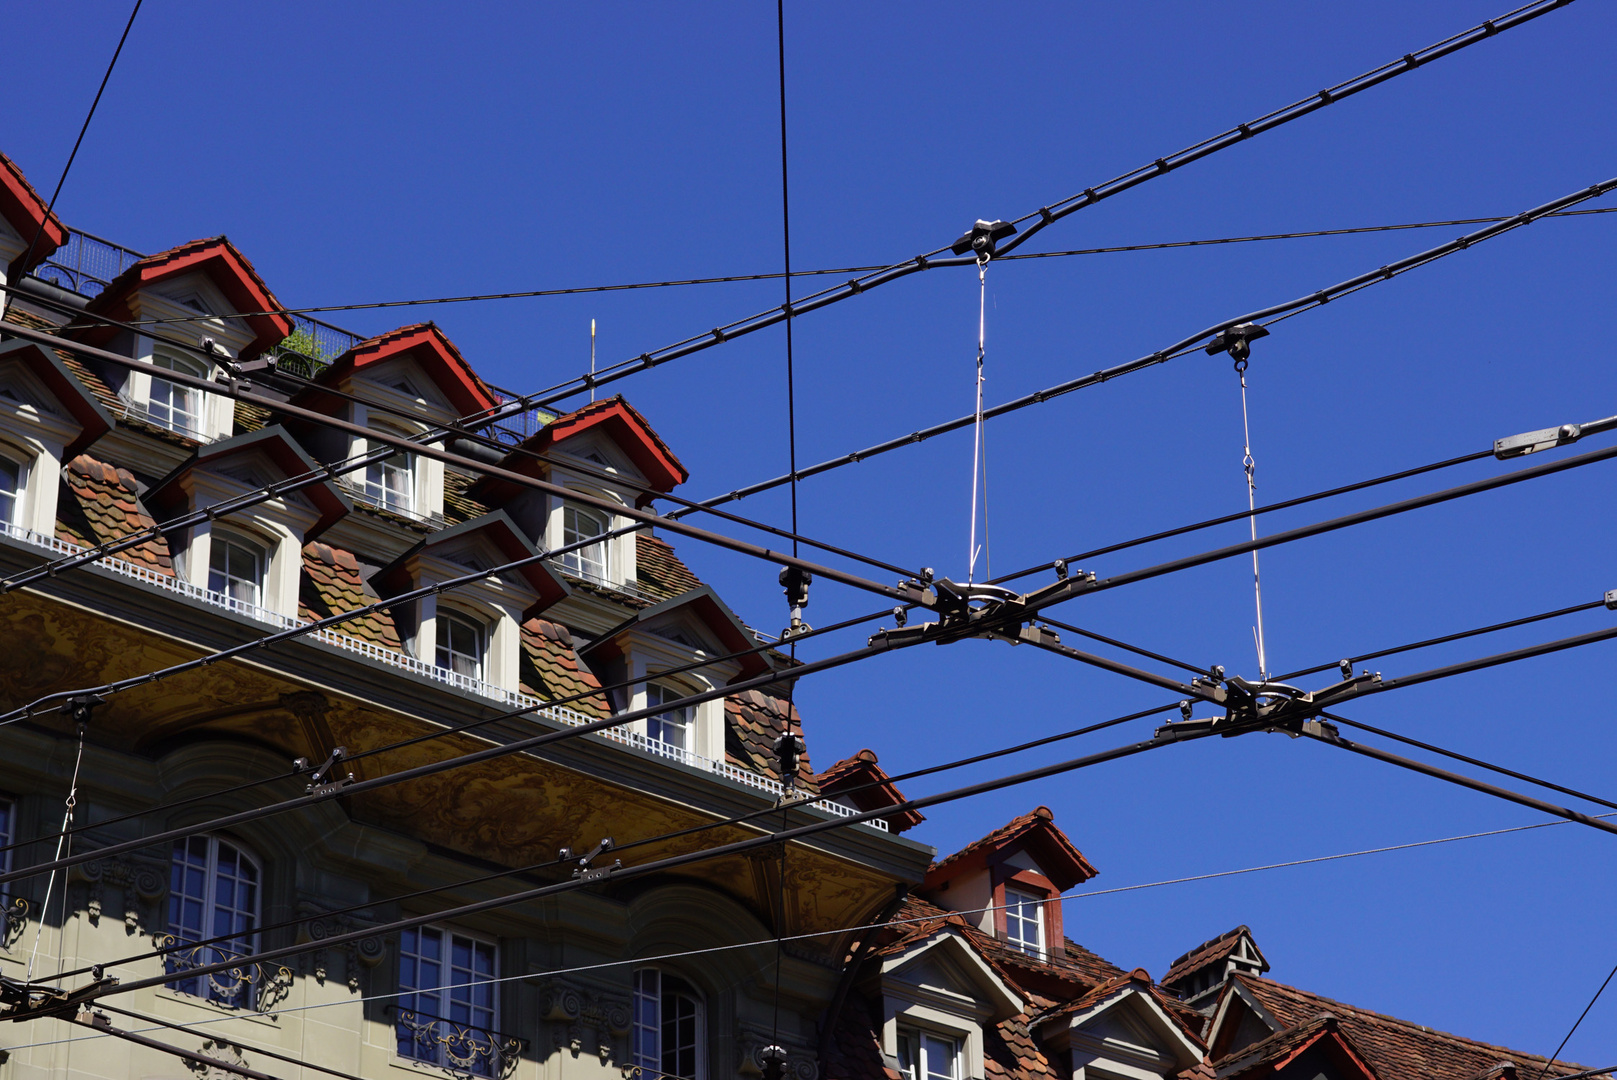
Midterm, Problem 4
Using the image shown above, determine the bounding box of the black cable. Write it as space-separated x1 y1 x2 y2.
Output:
1039 616 1212 678
1536 967 1617 1080
86 205 1617 329
674 175 1616 518
62 1012 277 1080
4 0 142 317
1319 711 1617 813
96 1004 361 1080
1275 598 1607 681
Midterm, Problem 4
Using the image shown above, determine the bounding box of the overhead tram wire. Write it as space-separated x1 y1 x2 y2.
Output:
174 0 1562 431
91 205 1617 330
2 0 143 320
57 698 1183 986
675 173 1617 519
0 284 918 593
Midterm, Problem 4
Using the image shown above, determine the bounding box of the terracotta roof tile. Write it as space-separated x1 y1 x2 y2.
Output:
813 748 925 833
520 617 610 717
57 454 173 573
1224 974 1587 1080
1163 925 1268 988
299 541 402 648
232 400 272 435
724 689 818 792
636 532 702 601
821 990 899 1080
442 469 492 525
926 805 1099 892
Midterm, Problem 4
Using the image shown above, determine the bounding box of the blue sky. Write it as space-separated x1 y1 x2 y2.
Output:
9 0 1617 1063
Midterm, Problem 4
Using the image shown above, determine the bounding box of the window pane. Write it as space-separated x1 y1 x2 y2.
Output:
0 458 20 526
633 968 661 1074
435 613 484 682
645 684 694 754
923 1036 957 1080
166 836 259 1008
561 505 608 581
208 537 263 609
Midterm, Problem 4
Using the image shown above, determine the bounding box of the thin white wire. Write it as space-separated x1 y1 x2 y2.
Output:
27 722 87 981
6 807 1597 1059
1237 363 1269 680
967 256 988 583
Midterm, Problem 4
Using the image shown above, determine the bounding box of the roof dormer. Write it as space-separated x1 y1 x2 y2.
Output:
814 749 925 833
1161 925 1271 1014
1034 970 1206 1080
0 340 113 541
0 151 67 284
920 806 1097 959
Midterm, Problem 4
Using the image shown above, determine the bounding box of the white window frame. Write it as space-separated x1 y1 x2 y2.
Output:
1003 887 1045 958
0 796 13 941
633 967 706 1080
165 835 261 1008
145 351 208 439
362 449 415 516
897 1027 961 1080
207 531 266 613
0 453 26 531
644 682 696 758
396 925 501 1076
435 608 488 686
560 503 610 583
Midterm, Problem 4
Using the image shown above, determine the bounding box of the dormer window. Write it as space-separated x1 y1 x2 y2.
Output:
146 352 206 438
436 609 487 684
0 455 23 529
208 533 265 613
362 450 415 515
560 503 609 582
898 1029 960 1080
1004 887 1046 957
645 682 694 756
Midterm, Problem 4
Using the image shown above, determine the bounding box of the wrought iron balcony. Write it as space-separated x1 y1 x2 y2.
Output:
388 1005 523 1078
159 936 293 1012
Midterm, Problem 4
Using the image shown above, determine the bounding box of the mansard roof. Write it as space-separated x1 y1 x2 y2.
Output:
814 748 925 833
373 508 570 617
79 236 293 359
293 322 499 418
925 805 1099 892
0 151 67 276
1211 973 1588 1080
146 425 352 536
472 395 687 504
0 339 114 455
1163 925 1270 988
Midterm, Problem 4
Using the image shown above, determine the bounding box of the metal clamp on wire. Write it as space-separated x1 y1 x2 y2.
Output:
300 746 354 796
950 219 1017 261
779 566 813 638
562 838 620 883
1204 322 1270 367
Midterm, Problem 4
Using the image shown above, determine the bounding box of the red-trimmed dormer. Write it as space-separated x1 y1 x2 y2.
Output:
65 237 293 445
0 340 114 540
814 749 925 833
288 324 498 528
0 151 68 283
471 396 688 593
919 806 1097 961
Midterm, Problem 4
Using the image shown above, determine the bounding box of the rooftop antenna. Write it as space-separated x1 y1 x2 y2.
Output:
589 319 597 403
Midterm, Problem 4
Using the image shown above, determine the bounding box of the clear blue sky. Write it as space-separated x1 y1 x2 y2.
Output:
9 0 1617 1063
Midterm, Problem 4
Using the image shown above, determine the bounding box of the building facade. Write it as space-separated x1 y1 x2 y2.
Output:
0 147 1593 1080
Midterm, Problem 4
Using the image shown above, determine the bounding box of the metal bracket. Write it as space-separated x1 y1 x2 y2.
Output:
562 838 620 882
1494 423 1582 459
60 694 103 727
303 746 354 796
0 973 117 1022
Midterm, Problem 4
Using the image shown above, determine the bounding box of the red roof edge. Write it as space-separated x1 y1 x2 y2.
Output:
814 749 925 832
925 805 1099 892
0 152 68 276
473 395 687 505
295 323 499 418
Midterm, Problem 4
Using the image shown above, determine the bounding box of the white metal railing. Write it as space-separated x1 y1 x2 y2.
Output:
1 522 883 829
335 479 449 529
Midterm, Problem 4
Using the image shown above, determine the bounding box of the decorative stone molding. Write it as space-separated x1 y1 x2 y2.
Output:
295 903 386 991
184 1038 247 1080
69 853 166 934
536 977 632 1063
737 1026 819 1080
2 897 31 951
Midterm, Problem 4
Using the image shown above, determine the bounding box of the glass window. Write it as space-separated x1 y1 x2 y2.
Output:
436 611 486 684
0 456 22 529
645 683 694 756
560 504 609 582
147 352 205 437
362 451 414 514
397 927 499 1076
1004 887 1045 957
633 968 703 1080
166 835 260 1008
0 798 12 937
897 1029 959 1080
208 534 264 611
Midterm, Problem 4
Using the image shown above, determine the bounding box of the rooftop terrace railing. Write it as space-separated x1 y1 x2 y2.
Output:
0 521 881 829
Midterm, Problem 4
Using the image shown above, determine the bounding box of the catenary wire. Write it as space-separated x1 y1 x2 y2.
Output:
57 697 1180 982
95 1005 359 1080
83 205 1617 329
672 174 1617 518
3 0 143 318
1536 964 1617 1080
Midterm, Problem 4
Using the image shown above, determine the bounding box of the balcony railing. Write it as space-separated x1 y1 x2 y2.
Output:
388 1006 523 1078
0 522 883 829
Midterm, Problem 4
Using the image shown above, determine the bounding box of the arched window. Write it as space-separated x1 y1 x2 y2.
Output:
560 503 609 582
397 926 501 1076
147 352 206 437
436 610 486 684
166 835 260 1008
645 683 694 757
208 532 266 612
633 968 704 1080
0 454 24 530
